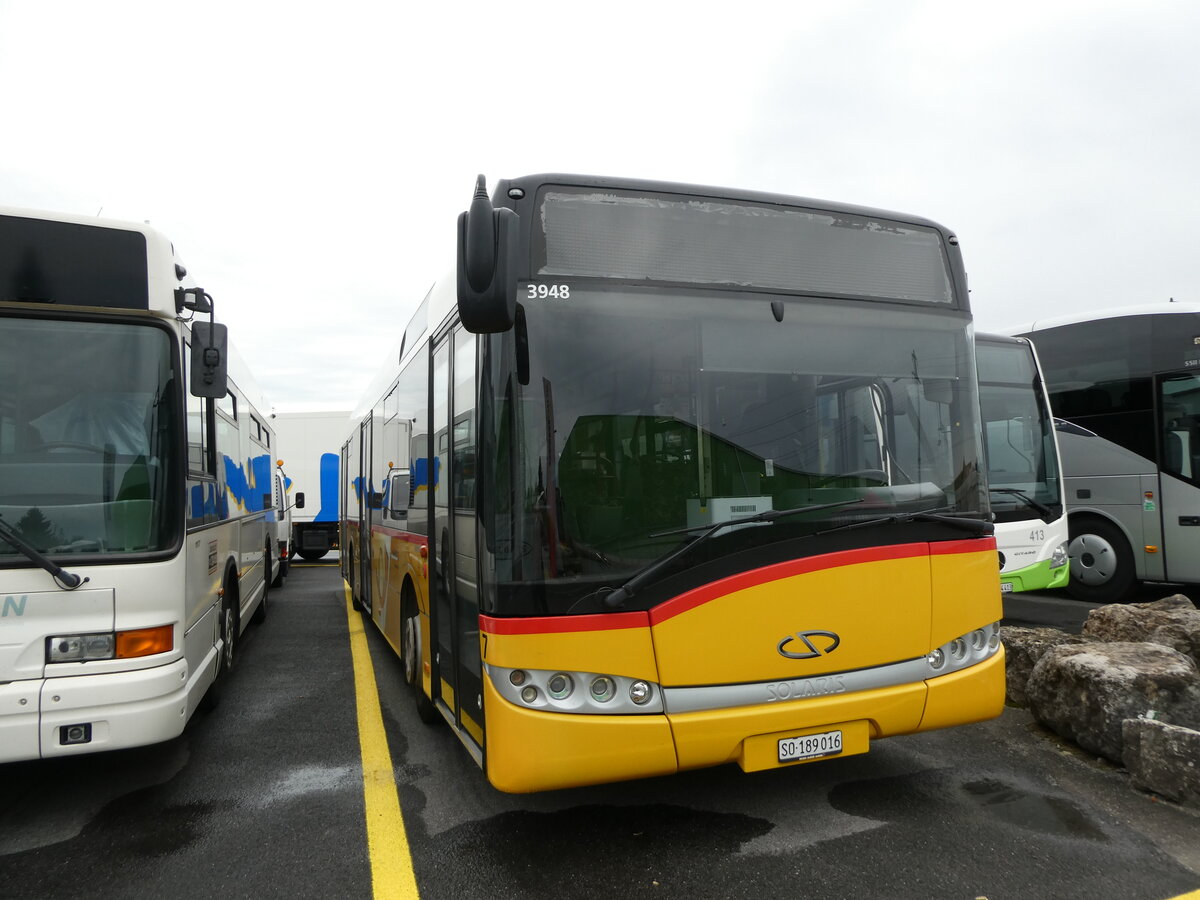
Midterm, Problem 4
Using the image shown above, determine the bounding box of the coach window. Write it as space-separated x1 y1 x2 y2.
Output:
1160 373 1200 483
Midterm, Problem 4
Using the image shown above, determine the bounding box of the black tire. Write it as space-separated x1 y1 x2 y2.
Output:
349 548 364 612
402 584 438 725
270 548 285 588
297 548 328 562
1067 516 1137 603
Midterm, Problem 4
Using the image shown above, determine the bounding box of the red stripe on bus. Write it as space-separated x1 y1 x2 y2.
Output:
647 542 934 626
929 536 996 555
479 538 997 636
481 611 650 635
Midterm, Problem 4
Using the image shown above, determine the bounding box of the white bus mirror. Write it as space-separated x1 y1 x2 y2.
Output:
190 321 229 399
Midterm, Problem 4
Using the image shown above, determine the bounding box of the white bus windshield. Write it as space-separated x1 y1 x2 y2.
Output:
0 317 181 560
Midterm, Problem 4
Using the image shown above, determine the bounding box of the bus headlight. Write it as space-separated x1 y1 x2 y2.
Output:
926 622 1002 678
48 633 114 662
1050 541 1068 569
46 625 173 663
487 665 663 714
629 681 653 705
547 673 573 700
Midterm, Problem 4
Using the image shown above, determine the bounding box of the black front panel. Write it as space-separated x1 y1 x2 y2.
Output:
0 215 149 309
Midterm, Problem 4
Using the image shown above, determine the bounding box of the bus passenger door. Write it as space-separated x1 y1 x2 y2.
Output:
431 326 484 753
1158 373 1200 583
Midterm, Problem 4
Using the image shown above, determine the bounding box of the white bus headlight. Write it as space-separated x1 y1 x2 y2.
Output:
47 633 115 662
1050 541 1068 569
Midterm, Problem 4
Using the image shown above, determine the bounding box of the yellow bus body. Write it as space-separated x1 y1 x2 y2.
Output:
480 538 1004 793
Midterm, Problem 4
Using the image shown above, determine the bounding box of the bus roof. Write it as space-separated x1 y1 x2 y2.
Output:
1008 300 1200 335
495 173 958 236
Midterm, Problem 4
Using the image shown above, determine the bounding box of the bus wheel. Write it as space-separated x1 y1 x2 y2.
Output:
349 548 363 612
402 585 438 725
1067 517 1136 603
298 549 327 562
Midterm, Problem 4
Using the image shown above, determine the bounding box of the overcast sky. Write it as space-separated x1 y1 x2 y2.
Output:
3 1 1197 412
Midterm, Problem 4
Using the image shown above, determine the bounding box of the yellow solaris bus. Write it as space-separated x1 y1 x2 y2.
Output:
342 174 1005 792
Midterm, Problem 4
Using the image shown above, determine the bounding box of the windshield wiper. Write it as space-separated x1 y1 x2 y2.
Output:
601 498 866 609
813 508 994 538
989 487 1056 520
0 515 89 590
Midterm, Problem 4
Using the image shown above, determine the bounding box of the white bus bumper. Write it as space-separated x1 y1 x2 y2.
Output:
0 658 190 763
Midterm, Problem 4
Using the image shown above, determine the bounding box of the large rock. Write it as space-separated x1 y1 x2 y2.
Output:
1082 594 1200 667
1000 626 1086 708
1122 717 1200 807
1025 641 1200 763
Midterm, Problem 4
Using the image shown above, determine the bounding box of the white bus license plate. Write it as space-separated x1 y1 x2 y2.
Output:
1000 582 1014 593
778 730 843 763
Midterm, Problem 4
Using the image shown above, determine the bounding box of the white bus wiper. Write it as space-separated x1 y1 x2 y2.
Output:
989 487 1056 520
0 515 89 590
601 498 865 609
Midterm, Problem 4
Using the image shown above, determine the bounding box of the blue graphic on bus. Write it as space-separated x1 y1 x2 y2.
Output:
316 452 339 523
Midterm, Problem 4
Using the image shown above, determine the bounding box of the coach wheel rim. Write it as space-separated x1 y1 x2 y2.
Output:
1068 531 1119 586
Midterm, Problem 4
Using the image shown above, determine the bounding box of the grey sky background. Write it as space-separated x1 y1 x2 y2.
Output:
2 1 1197 412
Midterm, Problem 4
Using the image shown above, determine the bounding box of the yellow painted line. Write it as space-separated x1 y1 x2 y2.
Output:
1165 892 1200 900
344 583 420 899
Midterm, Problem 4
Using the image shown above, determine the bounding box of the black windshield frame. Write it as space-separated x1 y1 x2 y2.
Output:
478 283 986 617
0 310 186 567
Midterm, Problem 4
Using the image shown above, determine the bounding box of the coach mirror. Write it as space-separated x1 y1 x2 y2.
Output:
190 321 229 399
456 174 518 333
294 492 306 510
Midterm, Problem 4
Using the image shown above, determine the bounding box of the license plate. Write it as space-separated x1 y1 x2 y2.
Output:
1000 582 1014 593
778 730 843 763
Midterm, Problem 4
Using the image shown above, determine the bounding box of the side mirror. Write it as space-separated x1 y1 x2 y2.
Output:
262 493 272 511
295 492 306 510
456 174 519 333
190 322 229 398
368 491 384 510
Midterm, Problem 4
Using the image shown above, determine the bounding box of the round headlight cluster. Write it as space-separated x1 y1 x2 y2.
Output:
490 665 662 714
927 622 1002 677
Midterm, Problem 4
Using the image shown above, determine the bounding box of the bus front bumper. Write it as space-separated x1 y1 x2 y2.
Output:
0 658 190 763
482 649 1006 793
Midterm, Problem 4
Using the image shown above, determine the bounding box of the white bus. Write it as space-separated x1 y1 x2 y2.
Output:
0 205 282 761
1017 302 1200 602
975 334 1068 593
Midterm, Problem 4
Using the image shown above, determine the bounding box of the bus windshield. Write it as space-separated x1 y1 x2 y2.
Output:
0 317 181 561
976 339 1063 523
483 284 984 614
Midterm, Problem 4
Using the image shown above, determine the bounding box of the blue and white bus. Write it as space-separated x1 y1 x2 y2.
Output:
0 204 282 761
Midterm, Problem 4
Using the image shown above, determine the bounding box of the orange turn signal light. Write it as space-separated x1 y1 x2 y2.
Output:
116 624 174 658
